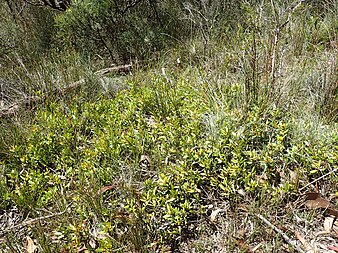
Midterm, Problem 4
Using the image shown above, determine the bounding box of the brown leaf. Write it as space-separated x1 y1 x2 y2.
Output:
97 185 116 195
328 207 338 218
235 238 252 253
26 236 37 253
328 245 338 252
305 192 330 209
303 192 338 218
276 225 289 233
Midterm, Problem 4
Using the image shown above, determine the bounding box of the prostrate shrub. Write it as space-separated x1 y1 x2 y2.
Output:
1 70 337 251
0 0 337 252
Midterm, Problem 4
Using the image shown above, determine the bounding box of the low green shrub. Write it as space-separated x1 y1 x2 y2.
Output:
1 71 337 250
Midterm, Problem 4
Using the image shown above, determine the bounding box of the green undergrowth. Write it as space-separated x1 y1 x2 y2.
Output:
1 70 337 251
1 0 337 251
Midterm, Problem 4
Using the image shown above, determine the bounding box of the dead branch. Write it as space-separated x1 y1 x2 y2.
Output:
299 167 338 192
256 214 306 253
0 64 132 119
0 203 72 237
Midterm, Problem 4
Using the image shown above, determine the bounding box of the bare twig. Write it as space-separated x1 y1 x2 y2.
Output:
94 64 132 76
299 167 338 192
256 214 306 253
0 203 72 237
269 0 305 85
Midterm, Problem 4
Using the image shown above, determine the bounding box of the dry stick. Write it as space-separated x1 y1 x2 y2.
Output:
0 203 72 237
269 0 304 86
256 214 306 253
299 167 338 192
0 64 132 118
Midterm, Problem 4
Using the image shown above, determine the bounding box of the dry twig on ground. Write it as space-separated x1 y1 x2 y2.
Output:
256 214 306 253
0 203 72 237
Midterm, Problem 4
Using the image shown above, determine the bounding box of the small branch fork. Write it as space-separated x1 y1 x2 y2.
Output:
269 0 305 85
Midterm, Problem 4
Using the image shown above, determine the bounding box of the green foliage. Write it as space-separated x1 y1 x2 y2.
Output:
0 1 57 60
0 0 337 251
1 70 337 249
55 0 169 61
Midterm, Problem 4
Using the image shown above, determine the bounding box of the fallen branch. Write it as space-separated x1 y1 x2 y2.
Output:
299 167 338 192
0 203 72 237
0 64 132 119
94 64 132 76
256 214 306 253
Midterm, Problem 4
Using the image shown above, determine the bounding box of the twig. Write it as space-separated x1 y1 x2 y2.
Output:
256 214 306 253
0 203 72 237
94 64 132 76
299 167 338 192
269 0 304 86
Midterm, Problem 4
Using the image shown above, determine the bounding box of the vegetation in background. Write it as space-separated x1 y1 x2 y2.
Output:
0 0 337 252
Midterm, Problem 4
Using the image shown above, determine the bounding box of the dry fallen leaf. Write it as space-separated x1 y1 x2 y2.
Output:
304 192 338 218
324 216 335 232
89 238 98 249
235 238 252 253
26 236 37 253
328 245 338 252
334 223 338 235
305 192 330 209
328 207 338 218
210 208 225 222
